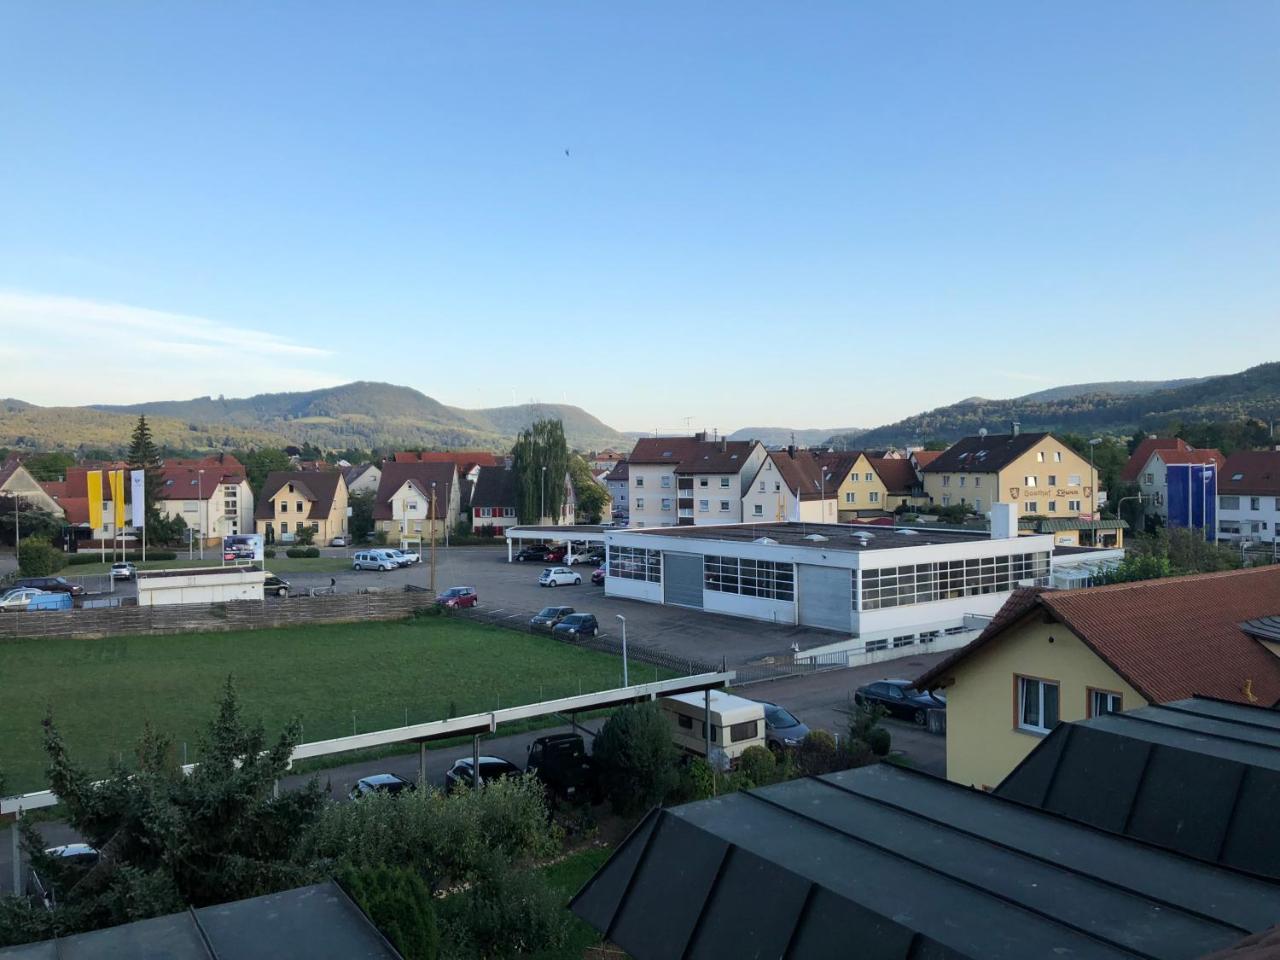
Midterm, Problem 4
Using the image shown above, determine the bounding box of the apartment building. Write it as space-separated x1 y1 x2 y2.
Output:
741 448 840 522
156 455 254 545
921 428 1097 519
627 433 767 528
605 460 629 521
1217 450 1280 542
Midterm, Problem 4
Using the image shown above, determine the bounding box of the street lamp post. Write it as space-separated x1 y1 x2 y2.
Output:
197 468 205 560
540 466 547 525
13 493 20 566
615 614 629 687
1087 438 1102 520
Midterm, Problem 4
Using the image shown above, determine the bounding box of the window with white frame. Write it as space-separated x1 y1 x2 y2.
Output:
860 552 1050 610
845 492 855 504
1144 472 1153 485
752 504 763 516
1037 451 1045 462
607 545 661 582
974 476 982 487
959 476 967 487
1018 676 1059 733
1068 499 1081 512
974 498 983 511
1048 501 1057 512
1024 476 1037 487
635 497 645 510
1069 474 1081 485
720 477 730 488
661 498 672 511
942 476 951 487
719 500 730 511
758 481 766 492
661 475 672 488
850 473 858 483
869 491 880 503
941 495 951 506
1251 497 1262 511
1047 475 1057 486
705 555 794 600
865 473 873 482
503 507 515 517
699 478 709 487
1024 501 1038 513
698 499 709 512
1054 451 1062 462
635 477 644 488
1088 689 1122 717
1221 496 1240 510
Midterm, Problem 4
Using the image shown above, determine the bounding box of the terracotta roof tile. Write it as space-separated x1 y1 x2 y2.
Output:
1121 437 1190 483
1220 451 1280 497
918 568 1280 706
869 457 920 495
1159 447 1224 468
911 450 943 469
629 436 758 474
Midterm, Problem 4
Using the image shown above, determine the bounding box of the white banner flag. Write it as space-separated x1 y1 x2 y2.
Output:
130 469 146 528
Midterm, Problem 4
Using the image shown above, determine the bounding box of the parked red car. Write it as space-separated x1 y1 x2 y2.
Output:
545 546 567 563
436 586 479 609
591 566 606 586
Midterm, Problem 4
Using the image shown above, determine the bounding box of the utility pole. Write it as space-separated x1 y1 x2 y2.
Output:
13 493 20 567
615 614 629 686
197 468 206 561
429 484 438 594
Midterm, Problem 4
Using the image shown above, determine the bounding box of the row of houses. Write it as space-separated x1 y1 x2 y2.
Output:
619 426 1120 547
1124 435 1280 542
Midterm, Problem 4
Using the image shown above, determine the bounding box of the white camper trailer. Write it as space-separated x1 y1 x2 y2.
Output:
660 691 767 765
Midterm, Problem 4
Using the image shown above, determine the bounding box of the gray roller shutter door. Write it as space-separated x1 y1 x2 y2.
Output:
663 552 704 609
797 564 852 632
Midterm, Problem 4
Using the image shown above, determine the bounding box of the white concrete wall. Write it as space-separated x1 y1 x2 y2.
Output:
797 626 982 666
137 568 265 606
854 591 1013 638
603 575 663 604
1218 494 1280 542
703 589 796 625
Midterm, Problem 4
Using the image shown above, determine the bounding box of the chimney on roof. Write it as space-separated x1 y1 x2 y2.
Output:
719 437 727 452
695 430 707 442
787 445 796 459
1011 420 1020 437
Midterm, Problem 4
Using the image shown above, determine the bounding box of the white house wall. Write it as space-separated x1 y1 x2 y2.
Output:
1218 495 1280 542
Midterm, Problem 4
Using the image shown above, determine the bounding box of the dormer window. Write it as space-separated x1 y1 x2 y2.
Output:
287 483 295 493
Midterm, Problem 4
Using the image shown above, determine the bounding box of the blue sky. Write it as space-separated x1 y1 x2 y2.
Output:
2 3 1277 433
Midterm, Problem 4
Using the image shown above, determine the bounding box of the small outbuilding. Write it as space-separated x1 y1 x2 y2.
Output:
136 566 265 606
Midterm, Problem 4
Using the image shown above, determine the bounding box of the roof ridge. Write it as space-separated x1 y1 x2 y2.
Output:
1049 565 1277 599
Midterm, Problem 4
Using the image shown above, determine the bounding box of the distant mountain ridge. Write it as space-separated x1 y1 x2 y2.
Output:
0 381 626 454
832 364 1280 448
1015 377 1207 403
727 426 868 447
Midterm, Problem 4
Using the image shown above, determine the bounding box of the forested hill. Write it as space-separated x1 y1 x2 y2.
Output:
832 363 1280 448
0 382 627 454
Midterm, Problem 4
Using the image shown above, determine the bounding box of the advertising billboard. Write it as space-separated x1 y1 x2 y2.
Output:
222 533 265 563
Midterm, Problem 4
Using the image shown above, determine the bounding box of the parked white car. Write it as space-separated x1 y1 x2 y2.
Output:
387 548 420 566
0 588 46 612
330 535 347 547
110 562 136 581
352 550 395 572
538 566 582 587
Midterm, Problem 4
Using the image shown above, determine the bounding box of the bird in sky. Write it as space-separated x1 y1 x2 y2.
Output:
564 148 570 157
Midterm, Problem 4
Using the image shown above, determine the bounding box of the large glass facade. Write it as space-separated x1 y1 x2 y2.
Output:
859 552 1050 610
704 555 795 601
607 545 662 583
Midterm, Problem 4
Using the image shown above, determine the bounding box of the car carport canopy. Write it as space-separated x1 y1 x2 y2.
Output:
503 524 609 562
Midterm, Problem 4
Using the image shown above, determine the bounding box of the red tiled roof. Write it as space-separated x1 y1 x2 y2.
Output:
911 450 943 469
760 450 836 501
392 451 498 470
1219 451 1280 496
1159 447 1224 468
1121 437 1190 483
918 568 1280 706
869 457 919 496
372 462 457 520
629 435 758 474
157 455 248 500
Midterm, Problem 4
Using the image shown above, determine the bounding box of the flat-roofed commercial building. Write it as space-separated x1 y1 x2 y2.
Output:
603 508 1063 653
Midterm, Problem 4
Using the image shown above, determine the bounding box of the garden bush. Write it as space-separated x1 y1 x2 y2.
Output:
668 757 715 805
17 538 66 577
593 703 680 816
866 726 892 757
437 858 569 959
284 547 321 558
795 730 840 777
67 550 177 565
264 549 276 558
736 745 781 788
338 864 438 960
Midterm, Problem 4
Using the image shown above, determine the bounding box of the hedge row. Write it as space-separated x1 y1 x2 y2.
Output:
285 547 321 558
67 550 178 565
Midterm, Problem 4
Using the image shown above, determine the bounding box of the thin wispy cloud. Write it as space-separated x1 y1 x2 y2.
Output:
0 290 340 405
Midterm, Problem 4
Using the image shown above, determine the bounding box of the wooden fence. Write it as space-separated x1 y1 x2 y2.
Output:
0 590 434 641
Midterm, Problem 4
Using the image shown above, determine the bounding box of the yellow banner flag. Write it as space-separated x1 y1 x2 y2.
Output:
87 470 104 530
110 469 126 529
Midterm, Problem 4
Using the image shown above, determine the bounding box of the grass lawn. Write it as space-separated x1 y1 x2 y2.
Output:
0 618 659 793
65 556 352 576
529 846 615 960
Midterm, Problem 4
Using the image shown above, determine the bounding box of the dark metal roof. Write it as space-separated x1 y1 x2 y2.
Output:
1243 616 1280 644
571 763 1280 960
0 881 402 959
997 698 1280 879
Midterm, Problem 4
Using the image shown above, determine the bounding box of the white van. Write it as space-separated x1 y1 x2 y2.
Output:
660 691 767 766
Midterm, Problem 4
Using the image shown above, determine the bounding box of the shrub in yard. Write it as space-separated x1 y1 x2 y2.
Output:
669 757 715 804
284 547 320 558
736 745 780 788
302 775 559 892
306 546 320 558
795 730 840 777
438 858 569 959
264 549 276 558
338 864 438 960
865 726 892 757
17 538 66 577
841 737 875 770
592 702 680 816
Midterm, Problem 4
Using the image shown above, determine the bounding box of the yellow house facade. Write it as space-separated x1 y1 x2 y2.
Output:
253 471 350 545
917 567 1280 791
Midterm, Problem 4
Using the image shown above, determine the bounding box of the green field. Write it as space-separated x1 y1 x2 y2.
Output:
0 619 652 793
67 556 353 576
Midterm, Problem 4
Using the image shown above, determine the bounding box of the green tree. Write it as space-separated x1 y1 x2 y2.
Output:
237 448 293 496
127 415 165 524
35 677 324 921
0 500 63 547
348 490 376 541
338 865 438 960
21 452 75 482
148 512 188 546
795 730 841 777
293 525 316 546
568 455 609 523
510 419 570 523
17 537 66 576
593 702 681 816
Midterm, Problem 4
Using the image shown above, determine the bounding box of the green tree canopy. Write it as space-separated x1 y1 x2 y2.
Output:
510 419 570 523
592 702 680 816
21 452 75 482
236 448 293 496
568 455 609 523
127 415 165 523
